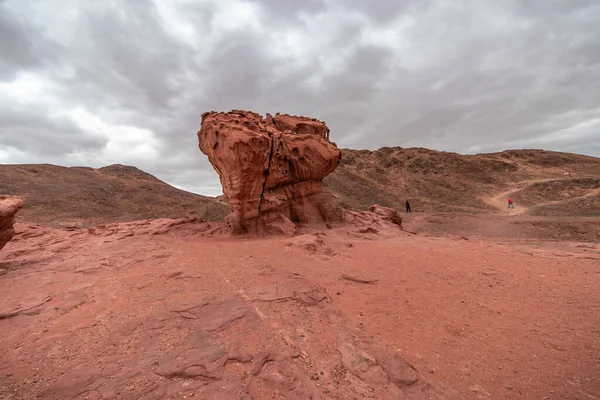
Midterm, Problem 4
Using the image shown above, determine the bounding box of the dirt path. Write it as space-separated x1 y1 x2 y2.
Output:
483 187 528 215
480 178 569 216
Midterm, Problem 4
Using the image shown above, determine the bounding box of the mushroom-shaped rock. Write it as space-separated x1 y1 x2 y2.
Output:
198 110 342 234
0 196 24 251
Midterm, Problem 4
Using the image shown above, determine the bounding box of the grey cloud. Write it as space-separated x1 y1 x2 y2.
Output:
29 0 195 121
180 1 218 28
0 101 108 156
0 1 62 79
250 0 326 21
322 45 393 103
0 8 37 78
1 0 600 196
340 0 421 22
82 2 185 109
203 31 271 108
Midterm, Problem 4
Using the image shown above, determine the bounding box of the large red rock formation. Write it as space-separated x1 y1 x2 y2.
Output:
0 195 24 251
198 110 342 234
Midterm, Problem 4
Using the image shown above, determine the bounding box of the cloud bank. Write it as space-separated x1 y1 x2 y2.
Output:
1 0 599 195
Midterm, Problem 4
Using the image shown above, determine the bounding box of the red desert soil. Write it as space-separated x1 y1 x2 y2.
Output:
1 219 599 399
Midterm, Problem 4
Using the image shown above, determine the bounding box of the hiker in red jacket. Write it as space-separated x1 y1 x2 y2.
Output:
508 198 514 208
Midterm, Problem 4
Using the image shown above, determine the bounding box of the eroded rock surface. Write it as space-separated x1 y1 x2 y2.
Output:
1 211 596 399
0 196 24 251
198 110 342 234
369 204 403 227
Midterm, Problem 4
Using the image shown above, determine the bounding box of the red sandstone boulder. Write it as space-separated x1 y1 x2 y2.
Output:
198 110 342 234
0 195 24 251
368 205 403 227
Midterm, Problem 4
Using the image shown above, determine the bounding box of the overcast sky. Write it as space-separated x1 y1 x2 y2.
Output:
1 0 599 196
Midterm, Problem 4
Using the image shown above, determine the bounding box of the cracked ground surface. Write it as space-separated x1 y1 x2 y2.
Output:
0 217 599 399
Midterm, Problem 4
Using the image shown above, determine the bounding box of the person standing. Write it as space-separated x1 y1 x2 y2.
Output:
406 200 412 213
508 198 514 208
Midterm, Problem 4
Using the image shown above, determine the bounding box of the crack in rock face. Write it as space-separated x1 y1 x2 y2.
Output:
198 110 342 235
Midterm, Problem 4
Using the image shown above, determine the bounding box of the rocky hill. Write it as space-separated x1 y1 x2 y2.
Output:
0 164 228 227
2 148 599 227
324 148 600 216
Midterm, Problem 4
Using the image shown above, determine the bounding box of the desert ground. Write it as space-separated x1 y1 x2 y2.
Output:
1 211 599 400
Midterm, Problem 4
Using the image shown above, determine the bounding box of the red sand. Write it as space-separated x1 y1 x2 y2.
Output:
1 218 599 399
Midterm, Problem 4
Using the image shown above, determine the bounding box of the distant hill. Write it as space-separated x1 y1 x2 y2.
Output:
2 148 599 227
0 164 228 227
324 148 600 216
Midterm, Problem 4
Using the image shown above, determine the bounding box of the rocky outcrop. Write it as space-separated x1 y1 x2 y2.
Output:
0 196 24 251
368 205 403 227
198 110 342 234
